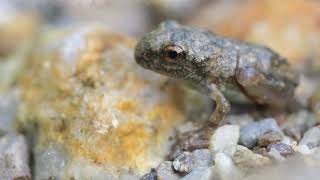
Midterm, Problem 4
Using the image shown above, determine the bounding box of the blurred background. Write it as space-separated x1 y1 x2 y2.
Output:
2 0 320 70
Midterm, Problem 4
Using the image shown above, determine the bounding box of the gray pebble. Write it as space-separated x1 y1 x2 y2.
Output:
282 110 317 140
0 134 31 180
173 151 194 174
156 161 179 180
299 126 320 149
192 149 213 168
181 167 215 180
141 169 157 180
239 118 281 148
268 143 294 157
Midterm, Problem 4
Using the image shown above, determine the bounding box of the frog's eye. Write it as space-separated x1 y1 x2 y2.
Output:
163 45 184 62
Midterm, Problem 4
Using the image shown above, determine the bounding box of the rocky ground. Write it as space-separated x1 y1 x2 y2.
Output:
0 0 320 180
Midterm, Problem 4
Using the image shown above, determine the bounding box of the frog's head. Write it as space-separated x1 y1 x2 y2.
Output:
135 21 212 81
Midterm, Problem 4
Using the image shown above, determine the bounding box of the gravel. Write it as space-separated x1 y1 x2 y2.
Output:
299 126 320 149
181 167 215 180
210 125 240 156
214 152 243 180
267 143 294 157
192 149 214 168
173 151 194 174
258 131 283 147
239 118 281 148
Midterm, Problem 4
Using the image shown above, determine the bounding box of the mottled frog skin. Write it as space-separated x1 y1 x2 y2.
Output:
135 21 299 125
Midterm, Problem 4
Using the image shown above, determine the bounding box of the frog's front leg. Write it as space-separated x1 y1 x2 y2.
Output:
207 84 230 126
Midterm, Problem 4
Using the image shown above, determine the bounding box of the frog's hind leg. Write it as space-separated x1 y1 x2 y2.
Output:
235 66 296 110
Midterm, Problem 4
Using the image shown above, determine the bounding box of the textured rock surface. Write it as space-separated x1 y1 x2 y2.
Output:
299 127 320 149
156 161 179 180
172 151 194 174
0 92 19 135
0 134 31 180
232 145 271 173
214 152 243 180
17 25 209 178
240 118 281 148
181 167 214 180
210 125 240 156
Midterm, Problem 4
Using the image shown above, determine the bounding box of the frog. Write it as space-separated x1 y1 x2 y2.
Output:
134 21 299 150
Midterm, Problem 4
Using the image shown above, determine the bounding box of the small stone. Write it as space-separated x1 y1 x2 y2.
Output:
297 144 312 155
214 152 243 180
232 145 271 173
267 143 294 157
239 118 281 148
282 110 317 140
156 161 179 180
181 167 215 180
141 169 157 180
172 151 194 174
268 147 285 162
258 131 283 147
192 149 213 168
0 134 31 180
210 125 240 156
299 126 320 149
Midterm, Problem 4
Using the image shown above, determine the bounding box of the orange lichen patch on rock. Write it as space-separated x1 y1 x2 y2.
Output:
17 25 188 176
191 0 320 65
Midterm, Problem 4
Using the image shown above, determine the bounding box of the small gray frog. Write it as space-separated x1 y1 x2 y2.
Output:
135 21 299 126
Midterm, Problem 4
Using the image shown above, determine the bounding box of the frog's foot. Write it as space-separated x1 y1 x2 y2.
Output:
169 127 214 159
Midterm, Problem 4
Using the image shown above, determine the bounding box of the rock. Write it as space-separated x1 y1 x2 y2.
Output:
282 110 317 141
0 92 19 135
192 149 214 168
141 169 157 180
239 118 281 148
0 134 31 180
181 167 215 180
18 25 209 178
156 161 179 180
34 143 68 180
232 145 271 173
299 127 320 149
297 144 312 155
267 143 294 157
267 147 285 162
258 131 283 147
210 125 240 156
173 151 194 174
214 152 243 180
